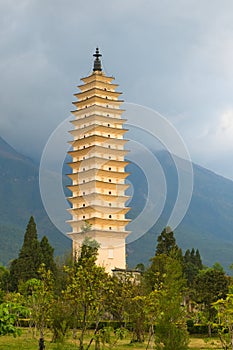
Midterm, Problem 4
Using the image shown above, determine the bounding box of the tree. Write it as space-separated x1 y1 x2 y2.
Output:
10 216 42 289
63 238 112 350
156 226 183 261
213 286 233 350
145 227 183 292
0 265 10 294
22 264 54 349
106 273 146 343
194 268 229 336
9 217 57 291
40 236 57 275
145 255 189 350
183 248 203 287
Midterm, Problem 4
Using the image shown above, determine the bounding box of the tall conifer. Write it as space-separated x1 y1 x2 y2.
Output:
10 216 42 289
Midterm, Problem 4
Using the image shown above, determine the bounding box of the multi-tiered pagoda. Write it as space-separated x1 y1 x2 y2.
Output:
67 48 130 273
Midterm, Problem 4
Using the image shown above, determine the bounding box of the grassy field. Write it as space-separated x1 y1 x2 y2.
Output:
0 330 223 349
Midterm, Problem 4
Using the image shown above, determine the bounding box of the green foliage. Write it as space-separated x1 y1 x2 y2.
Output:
63 238 111 350
213 286 233 350
75 237 100 267
96 326 128 349
194 268 229 307
193 267 229 336
156 227 182 260
0 265 11 293
183 248 203 287
50 297 72 343
145 255 189 350
106 274 146 343
22 264 54 339
0 302 26 337
9 217 57 291
40 236 57 275
9 217 42 289
212 262 224 272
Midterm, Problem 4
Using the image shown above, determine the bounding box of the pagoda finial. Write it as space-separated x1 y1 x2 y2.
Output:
93 47 102 72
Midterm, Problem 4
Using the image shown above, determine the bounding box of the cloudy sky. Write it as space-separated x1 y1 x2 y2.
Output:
0 0 233 180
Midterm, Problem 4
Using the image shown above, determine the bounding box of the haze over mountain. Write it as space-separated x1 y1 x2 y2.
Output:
1 135 233 271
0 136 71 265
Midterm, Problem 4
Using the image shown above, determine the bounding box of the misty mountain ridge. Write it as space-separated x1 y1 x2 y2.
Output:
0 135 233 271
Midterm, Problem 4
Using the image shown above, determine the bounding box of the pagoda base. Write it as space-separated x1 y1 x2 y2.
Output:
67 229 130 273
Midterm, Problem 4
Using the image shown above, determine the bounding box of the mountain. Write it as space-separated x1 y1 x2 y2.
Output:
1 136 233 271
0 136 71 266
126 151 233 271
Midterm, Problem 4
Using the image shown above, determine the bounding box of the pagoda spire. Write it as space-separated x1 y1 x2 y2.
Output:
93 47 102 72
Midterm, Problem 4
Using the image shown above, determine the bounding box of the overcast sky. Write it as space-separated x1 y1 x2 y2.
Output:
0 0 233 180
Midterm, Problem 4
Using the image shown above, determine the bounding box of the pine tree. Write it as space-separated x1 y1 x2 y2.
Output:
183 248 203 287
156 226 183 260
10 216 42 289
195 249 203 270
40 236 56 275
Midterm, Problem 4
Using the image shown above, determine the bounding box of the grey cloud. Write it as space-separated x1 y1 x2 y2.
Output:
0 0 233 179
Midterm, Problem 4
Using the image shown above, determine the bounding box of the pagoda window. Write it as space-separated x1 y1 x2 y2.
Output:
83 216 85 219
109 215 112 218
107 114 109 116
109 227 112 230
109 179 111 182
108 145 111 148
106 105 109 108
109 203 112 206
109 167 111 171
108 124 110 127
83 168 85 171
83 180 85 183
83 192 85 195
109 191 111 194
83 157 85 160
108 249 113 259
83 203 85 207
108 135 110 138
83 146 85 149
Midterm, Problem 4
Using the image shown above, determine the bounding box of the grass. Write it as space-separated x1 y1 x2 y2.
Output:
0 330 223 349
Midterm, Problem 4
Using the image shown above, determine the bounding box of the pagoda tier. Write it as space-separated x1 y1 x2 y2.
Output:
67 48 130 273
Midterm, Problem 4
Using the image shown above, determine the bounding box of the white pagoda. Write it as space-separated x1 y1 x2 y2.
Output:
67 48 130 273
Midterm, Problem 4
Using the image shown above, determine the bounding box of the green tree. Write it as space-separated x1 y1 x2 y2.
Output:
194 268 229 336
183 248 203 287
50 296 72 343
40 236 57 274
22 264 54 348
63 238 112 350
146 227 183 292
0 265 10 294
213 286 233 350
10 216 42 289
106 273 146 343
156 227 183 260
145 255 189 350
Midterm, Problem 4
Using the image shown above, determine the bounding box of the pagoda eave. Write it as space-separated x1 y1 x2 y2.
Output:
70 104 126 116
